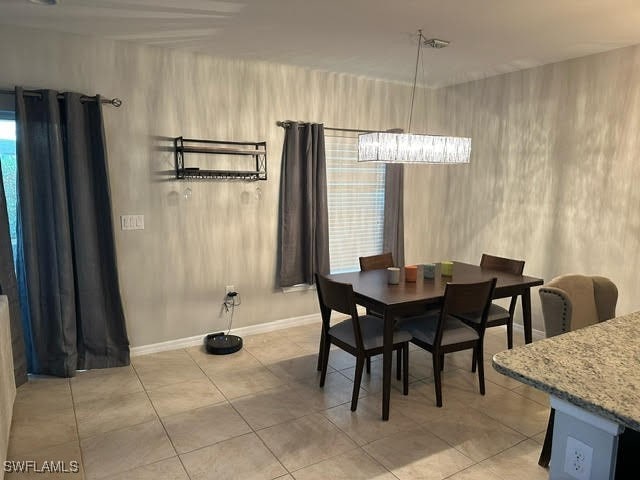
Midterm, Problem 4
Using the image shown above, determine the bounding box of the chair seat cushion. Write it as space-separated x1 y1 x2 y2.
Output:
328 315 412 351
456 303 510 325
401 313 480 346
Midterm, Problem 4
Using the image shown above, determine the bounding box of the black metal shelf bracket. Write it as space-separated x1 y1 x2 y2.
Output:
174 137 267 181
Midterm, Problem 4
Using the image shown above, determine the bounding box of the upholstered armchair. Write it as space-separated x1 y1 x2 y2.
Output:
537 274 618 468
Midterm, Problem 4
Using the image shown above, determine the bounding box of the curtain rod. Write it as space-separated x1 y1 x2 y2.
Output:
0 89 122 107
276 120 402 134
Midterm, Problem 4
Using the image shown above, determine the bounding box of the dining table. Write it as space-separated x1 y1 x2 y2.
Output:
327 261 544 420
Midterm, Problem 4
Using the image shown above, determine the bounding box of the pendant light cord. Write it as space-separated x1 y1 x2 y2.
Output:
408 29 423 133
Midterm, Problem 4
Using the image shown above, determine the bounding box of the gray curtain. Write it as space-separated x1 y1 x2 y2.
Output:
277 122 329 287
383 163 404 267
16 88 129 377
0 162 27 387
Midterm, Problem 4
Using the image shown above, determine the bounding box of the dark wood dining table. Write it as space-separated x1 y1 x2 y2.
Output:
327 261 544 420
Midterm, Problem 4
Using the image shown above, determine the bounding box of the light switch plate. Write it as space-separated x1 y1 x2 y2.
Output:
121 214 144 230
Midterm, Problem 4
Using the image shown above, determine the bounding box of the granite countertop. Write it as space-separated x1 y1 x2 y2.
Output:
493 311 640 431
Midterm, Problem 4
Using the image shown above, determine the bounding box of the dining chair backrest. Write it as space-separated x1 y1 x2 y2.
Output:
315 273 364 351
359 252 394 271
436 278 497 346
480 253 525 276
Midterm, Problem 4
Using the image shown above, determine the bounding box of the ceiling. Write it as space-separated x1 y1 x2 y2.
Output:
2 0 640 87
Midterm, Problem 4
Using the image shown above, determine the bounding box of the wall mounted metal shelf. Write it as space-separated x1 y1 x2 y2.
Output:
174 137 267 181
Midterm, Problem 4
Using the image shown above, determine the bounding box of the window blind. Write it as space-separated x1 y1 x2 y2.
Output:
325 134 386 273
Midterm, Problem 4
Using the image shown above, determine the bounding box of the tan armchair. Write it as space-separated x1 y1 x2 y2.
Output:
537 274 618 468
539 274 617 337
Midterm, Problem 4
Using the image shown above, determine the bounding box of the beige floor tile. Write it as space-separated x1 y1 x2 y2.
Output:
420 369 509 407
482 362 526 390
376 385 463 425
267 353 333 382
257 413 358 472
207 365 286 399
180 432 286 480
291 448 395 479
445 463 504 480
71 366 143 404
5 440 83 480
247 341 312 365
147 377 226 418
326 349 357 370
187 346 262 375
512 383 550 407
338 358 415 395
80 419 175 480
530 430 547 444
478 439 549 480
322 394 417 446
231 386 316 430
12 377 73 416
289 371 367 412
363 426 474 480
467 388 549 437
103 457 189 480
163 402 251 454
422 406 526 461
132 349 207 390
75 391 157 439
8 406 78 455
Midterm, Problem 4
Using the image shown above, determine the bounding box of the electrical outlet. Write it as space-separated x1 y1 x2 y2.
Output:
225 285 235 295
564 436 593 480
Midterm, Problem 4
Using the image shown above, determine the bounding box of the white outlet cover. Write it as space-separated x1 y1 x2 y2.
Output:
564 436 593 480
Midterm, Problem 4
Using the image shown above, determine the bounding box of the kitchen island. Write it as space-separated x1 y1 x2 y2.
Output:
493 311 640 479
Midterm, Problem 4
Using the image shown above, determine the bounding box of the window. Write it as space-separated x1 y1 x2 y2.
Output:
0 118 17 263
325 133 385 273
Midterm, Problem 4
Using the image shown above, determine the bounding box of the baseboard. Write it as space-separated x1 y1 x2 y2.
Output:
512 322 546 341
130 312 322 357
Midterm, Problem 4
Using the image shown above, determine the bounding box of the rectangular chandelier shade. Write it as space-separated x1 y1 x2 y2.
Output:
358 132 472 164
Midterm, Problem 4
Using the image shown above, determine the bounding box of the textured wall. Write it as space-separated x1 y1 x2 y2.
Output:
404 45 640 330
0 296 16 476
0 26 411 347
1 25 639 344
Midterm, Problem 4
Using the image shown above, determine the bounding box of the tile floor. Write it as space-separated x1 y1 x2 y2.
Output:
6 324 550 479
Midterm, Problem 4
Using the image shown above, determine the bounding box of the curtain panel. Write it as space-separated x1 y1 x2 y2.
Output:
383 163 405 267
16 88 129 377
0 161 27 386
277 123 330 287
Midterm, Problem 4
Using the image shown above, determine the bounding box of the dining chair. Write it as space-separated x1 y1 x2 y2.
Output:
358 252 394 271
456 254 525 356
401 278 497 407
537 274 618 468
315 273 411 411
358 252 400 376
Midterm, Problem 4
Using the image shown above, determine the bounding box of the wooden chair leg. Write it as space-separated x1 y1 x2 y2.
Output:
471 348 477 373
538 408 555 468
319 337 331 387
432 352 443 407
396 349 401 380
402 344 409 395
507 319 514 349
366 357 371 374
317 329 325 371
439 352 445 371
477 342 486 395
351 356 365 411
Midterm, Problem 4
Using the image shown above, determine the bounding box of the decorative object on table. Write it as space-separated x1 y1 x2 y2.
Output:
440 261 453 276
423 263 436 279
358 30 471 164
387 267 400 285
404 265 418 282
536 274 618 468
401 278 497 407
314 273 410 412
